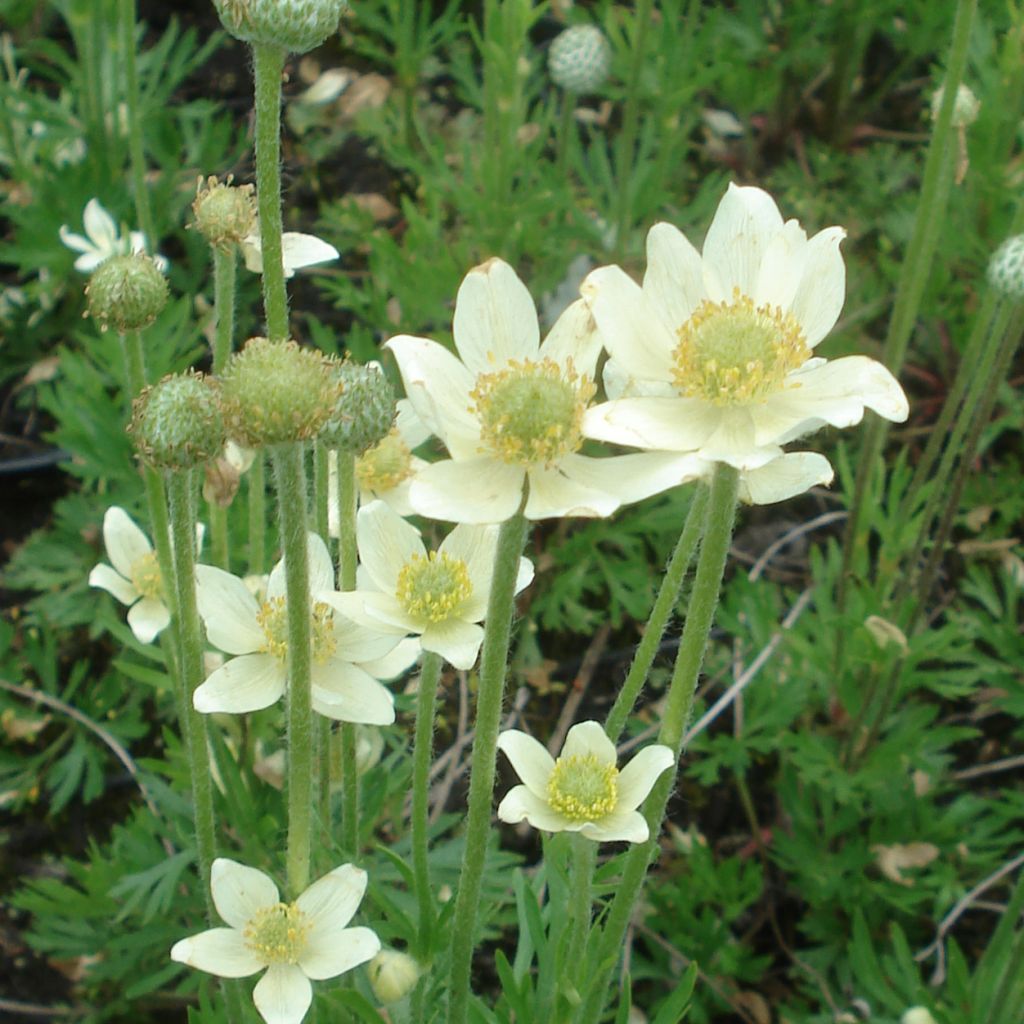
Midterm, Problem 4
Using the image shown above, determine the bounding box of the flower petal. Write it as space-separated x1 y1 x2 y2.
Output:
312 662 395 724
409 458 525 524
552 452 705 507
643 221 706 330
307 533 337 595
523 463 621 520
359 636 420 680
88 563 137 605
583 397 720 453
395 397 432 448
103 506 152 579
752 218 808 310
196 565 264 655
280 232 339 271
452 258 540 375
561 721 617 765
295 864 367 933
615 745 675 811
497 784 571 832
171 927 265 978
211 858 279 929
497 730 555 796
356 500 424 593
579 809 649 844
83 198 119 253
194 654 285 715
441 524 499 620
326 607 404 662
298 926 379 982
421 618 484 670
538 299 603 378
253 964 312 1024
127 597 170 644
740 452 834 504
789 226 846 347
59 227 96 255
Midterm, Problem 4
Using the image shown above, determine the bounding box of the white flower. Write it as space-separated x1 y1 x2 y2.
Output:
708 449 834 505
59 198 168 273
88 507 203 644
193 533 404 724
326 500 533 670
581 183 909 471
242 230 339 279
387 258 705 523
497 721 674 843
171 857 379 1024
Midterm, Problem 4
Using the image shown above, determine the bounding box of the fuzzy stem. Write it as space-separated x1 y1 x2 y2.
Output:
559 834 595 1021
574 464 739 1023
604 484 708 743
412 650 443 956
212 245 237 373
271 443 315 897
248 454 266 575
448 511 529 1024
252 43 290 343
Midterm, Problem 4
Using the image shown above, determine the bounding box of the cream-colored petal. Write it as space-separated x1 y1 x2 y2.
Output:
295 863 366 932
700 183 785 300
127 597 170 644
357 500 424 593
306 533 336 595
421 618 484 670
103 506 152 579
752 219 808 310
59 226 95 255
196 565 264 654
643 221 706 330
538 298 603 378
615 745 675 810
452 258 540 375
602 356 677 401
523 463 621 520
579 809 649 844
561 721 617 765
395 397 432 448
88 563 137 605
298 926 379 982
253 964 312 1024
583 397 720 452
496 730 555 796
170 927 264 978
210 858 279 929
555 452 705 507
497 784 570 833
385 335 479 455
72 251 107 273
581 266 676 382
442 524 498 619
699 408 781 470
280 232 339 271
740 452 834 505
312 662 395 725
193 654 285 715
790 226 846 347
325 606 403 662
83 198 119 252
409 458 525 524
349 591 419 634
358 636 420 680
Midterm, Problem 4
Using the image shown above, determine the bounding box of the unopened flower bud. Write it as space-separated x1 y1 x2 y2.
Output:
988 235 1024 299
192 176 257 252
901 1009 938 1024
930 83 980 128
213 0 345 54
86 253 168 333
219 336 340 448
367 949 420 1005
548 25 612 94
319 360 397 454
129 371 226 471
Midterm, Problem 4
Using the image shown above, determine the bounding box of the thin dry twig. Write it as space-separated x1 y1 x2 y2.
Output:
952 753 1024 781
548 622 611 755
0 997 80 1018
749 511 848 582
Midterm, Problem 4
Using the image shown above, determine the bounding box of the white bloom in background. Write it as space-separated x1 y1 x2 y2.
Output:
171 858 379 1024
497 721 674 843
194 533 403 724
327 500 533 670
387 258 705 523
930 82 979 127
242 229 340 279
89 506 203 644
59 198 167 273
295 68 353 105
329 400 431 524
582 184 908 471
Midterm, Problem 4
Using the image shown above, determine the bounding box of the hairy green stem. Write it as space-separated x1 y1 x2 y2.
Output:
212 245 237 373
575 464 739 1023
412 651 443 956
448 511 529 1024
559 834 595 1021
252 43 290 343
248 454 266 575
271 443 315 897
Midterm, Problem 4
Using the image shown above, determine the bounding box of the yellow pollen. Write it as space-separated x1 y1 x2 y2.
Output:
396 551 472 625
357 428 414 493
672 289 810 405
243 902 309 965
257 597 338 663
130 551 163 601
470 357 594 467
547 753 618 823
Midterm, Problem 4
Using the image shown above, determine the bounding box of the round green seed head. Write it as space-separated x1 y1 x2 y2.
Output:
129 371 226 471
548 25 612 94
219 336 341 448
319 360 397 454
213 0 345 54
192 176 257 251
86 253 168 333
988 235 1024 300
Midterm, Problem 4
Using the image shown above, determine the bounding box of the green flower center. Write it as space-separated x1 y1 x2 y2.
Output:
257 596 338 664
395 551 472 625
130 551 163 601
470 358 594 467
244 902 309 965
356 428 413 493
672 289 810 405
547 753 618 823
